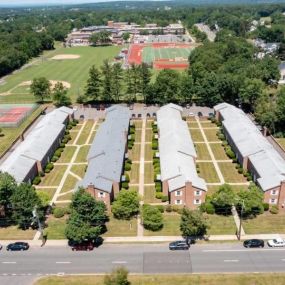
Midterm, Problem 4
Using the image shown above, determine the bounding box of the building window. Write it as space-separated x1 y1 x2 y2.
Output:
270 198 277 204
175 190 182 196
195 190 201 196
271 190 278 196
194 199 201 205
98 192 105 198
175 200 182 205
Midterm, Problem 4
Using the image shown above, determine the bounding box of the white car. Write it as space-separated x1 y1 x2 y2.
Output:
267 238 285 247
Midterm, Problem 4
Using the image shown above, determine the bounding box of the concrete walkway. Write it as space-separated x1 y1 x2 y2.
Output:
232 205 245 236
195 117 225 184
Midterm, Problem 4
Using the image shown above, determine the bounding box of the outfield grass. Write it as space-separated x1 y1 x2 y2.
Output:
0 226 36 240
57 146 76 163
210 143 229 160
197 162 220 183
189 128 204 142
103 216 137 237
45 216 67 239
75 145 90 162
243 212 285 234
76 120 95 145
40 165 67 186
70 164 86 178
144 186 161 203
0 45 121 103
204 129 219 142
0 105 43 157
36 273 285 285
206 214 236 235
60 174 78 193
144 213 180 236
218 162 247 183
195 143 211 160
130 163 140 184
144 162 154 184
129 144 141 161
144 144 153 161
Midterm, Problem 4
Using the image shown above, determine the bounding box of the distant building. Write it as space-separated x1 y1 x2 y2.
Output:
214 103 285 209
279 62 285 85
157 104 207 208
76 106 130 210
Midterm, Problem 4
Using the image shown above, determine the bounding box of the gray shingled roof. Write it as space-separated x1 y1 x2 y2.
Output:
214 103 285 191
157 104 207 192
0 107 73 183
77 105 130 193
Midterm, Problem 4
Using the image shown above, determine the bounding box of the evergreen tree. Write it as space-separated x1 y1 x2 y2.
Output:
85 65 101 101
101 60 113 102
112 63 123 102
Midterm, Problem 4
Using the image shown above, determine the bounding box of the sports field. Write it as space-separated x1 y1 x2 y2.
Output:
0 45 121 104
128 43 193 70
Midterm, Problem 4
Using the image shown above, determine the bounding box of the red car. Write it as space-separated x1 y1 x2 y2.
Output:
71 242 94 251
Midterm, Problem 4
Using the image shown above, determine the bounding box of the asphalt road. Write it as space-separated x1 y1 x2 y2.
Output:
1 243 285 284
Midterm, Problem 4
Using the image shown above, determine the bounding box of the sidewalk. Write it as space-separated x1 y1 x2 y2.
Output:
1 234 283 247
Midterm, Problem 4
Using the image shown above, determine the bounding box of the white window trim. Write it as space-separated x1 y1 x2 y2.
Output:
195 190 201 196
175 190 182 197
194 199 201 205
98 191 105 198
175 199 182 205
271 190 278 196
270 198 277 204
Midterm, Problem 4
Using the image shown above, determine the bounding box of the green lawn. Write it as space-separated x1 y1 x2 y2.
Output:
130 163 140 184
145 144 153 161
60 174 78 193
70 164 86 179
45 215 67 239
0 226 36 240
135 129 142 142
210 143 229 160
36 188 57 201
145 128 153 142
243 212 285 234
133 120 142 128
144 186 161 203
276 138 285 150
187 121 199 128
195 143 211 160
197 162 220 183
0 45 121 103
57 146 76 163
204 129 219 142
189 128 204 142
76 120 95 145
36 273 285 285
129 144 141 161
75 145 90 162
103 216 137 237
67 130 79 145
40 165 67 186
206 214 236 235
0 105 43 157
146 120 154 128
144 162 154 184
88 130 96 144
144 213 180 236
218 162 247 183
200 121 218 128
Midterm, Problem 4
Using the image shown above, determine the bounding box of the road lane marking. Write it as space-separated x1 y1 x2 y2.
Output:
203 248 285 252
224 259 239 262
56 261 71 264
2 261 16 264
281 259 285 261
112 261 127 264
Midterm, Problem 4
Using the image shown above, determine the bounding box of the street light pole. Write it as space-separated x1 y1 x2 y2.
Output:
237 199 245 241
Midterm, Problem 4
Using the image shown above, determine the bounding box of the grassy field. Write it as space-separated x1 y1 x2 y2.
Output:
67 131 79 144
60 174 78 193
189 128 204 142
144 162 154 184
129 144 141 161
195 143 211 160
0 45 121 103
36 273 285 285
0 226 36 240
207 185 248 196
144 186 161 203
204 129 219 142
210 143 229 160
135 129 142 142
218 162 247 183
243 212 285 234
70 164 86 179
197 162 219 183
187 121 199 128
103 216 137 237
145 128 153 142
144 144 153 161
36 188 57 200
206 214 236 235
57 146 77 163
40 165 67 186
130 163 140 184
45 215 68 239
276 138 285 150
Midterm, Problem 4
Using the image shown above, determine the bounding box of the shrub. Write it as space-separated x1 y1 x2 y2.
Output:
39 171 45 177
161 195 168 202
156 205 164 213
53 207 65 218
263 203 269 211
32 176 41 185
127 141 134 150
129 127 135 134
155 192 163 199
270 205 279 214
64 134 71 141
45 168 51 173
124 163 131 171
60 143 65 148
125 158 132 165
142 205 163 231
124 173 130 183
152 141 158 150
66 125 72 130
65 130 70 135
71 121 77 126
165 205 172 212
226 149 235 159
121 181 129 189
222 140 228 147
155 182 162 192
217 133 225 140
62 138 68 144
58 148 64 153
51 156 58 163
205 203 215 214
238 168 243 174
46 162 54 171
171 205 181 212
54 150 62 157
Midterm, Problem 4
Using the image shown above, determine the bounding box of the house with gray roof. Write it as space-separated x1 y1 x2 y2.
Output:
214 103 285 208
157 103 207 209
76 105 130 209
0 107 73 183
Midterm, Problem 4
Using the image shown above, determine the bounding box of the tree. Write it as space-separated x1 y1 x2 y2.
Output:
142 205 163 231
122 33 130 42
10 183 42 229
90 31 111 46
112 190 140 220
31 77 51 103
52 82 71 107
104 267 130 285
101 60 113 102
0 172 17 217
140 63 152 103
210 184 236 215
85 65 101 101
112 63 123 102
180 208 208 238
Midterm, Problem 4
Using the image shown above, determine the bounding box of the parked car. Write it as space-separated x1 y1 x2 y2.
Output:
169 240 190 250
69 237 103 251
6 242 29 251
243 239 264 248
268 238 285 247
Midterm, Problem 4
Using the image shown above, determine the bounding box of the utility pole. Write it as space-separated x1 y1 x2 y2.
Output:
32 206 43 240
237 199 245 240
